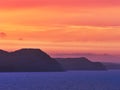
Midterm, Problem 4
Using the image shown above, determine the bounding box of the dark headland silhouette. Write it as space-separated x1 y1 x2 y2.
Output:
0 49 64 72
0 48 106 72
56 58 106 70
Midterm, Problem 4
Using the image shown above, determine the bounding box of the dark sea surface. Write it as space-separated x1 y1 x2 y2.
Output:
0 70 120 90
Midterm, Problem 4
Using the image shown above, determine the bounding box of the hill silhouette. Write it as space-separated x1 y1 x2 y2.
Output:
56 57 106 70
0 49 64 72
103 62 120 70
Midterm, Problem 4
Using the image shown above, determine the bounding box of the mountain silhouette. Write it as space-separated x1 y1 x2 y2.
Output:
0 49 64 72
56 57 106 70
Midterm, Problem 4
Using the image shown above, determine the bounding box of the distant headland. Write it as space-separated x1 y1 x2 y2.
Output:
56 57 106 70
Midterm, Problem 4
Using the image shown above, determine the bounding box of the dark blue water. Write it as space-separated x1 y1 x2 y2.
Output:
0 70 120 90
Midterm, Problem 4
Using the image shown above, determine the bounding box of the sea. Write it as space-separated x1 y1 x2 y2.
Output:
0 70 120 90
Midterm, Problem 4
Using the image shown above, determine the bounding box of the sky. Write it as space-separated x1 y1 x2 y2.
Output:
0 0 120 59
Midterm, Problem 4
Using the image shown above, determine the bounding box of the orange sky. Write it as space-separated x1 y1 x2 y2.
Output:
0 0 120 57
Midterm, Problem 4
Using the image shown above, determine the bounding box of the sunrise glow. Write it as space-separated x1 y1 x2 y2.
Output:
0 0 120 57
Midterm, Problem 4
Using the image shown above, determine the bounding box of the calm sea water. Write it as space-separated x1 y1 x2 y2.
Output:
0 70 120 90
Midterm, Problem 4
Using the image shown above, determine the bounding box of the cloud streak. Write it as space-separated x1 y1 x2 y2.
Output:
0 0 120 9
1 25 120 42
